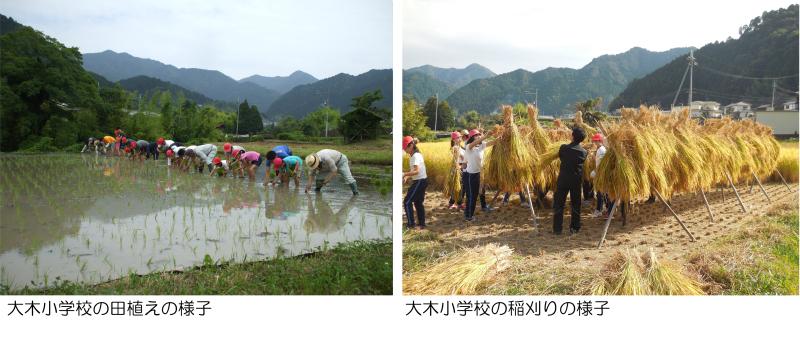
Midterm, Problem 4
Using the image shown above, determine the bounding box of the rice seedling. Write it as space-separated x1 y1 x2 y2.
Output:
404 244 512 295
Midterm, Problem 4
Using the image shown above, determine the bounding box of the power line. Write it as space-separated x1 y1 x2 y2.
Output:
696 65 798 80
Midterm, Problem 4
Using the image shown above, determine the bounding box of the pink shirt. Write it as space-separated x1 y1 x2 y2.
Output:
241 151 261 162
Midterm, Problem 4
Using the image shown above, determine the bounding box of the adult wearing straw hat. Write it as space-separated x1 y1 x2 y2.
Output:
305 149 358 196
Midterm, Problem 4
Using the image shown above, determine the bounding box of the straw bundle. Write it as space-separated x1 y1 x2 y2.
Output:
644 248 704 295
593 106 782 202
484 106 537 192
591 248 704 295
442 145 462 199
403 244 513 295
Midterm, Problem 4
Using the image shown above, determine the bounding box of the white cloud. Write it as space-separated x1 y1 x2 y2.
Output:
2 0 392 79
403 0 796 73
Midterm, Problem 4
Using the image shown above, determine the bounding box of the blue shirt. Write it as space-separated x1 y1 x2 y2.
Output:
267 145 292 166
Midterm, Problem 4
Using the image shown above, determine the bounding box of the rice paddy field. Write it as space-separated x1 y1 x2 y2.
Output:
0 153 392 292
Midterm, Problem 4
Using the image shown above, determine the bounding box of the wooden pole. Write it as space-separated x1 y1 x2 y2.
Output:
597 200 618 249
700 188 715 222
524 184 537 228
654 189 696 242
774 169 792 192
725 171 747 213
752 172 771 203
489 189 502 208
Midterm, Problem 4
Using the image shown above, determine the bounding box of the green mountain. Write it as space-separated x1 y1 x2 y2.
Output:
88 71 114 88
0 14 24 35
83 50 281 113
239 71 318 94
265 69 392 120
402 71 456 101
446 47 692 115
610 5 799 110
0 15 104 151
406 63 496 88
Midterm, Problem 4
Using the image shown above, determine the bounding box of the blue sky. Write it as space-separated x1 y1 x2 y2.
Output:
404 0 798 73
2 0 392 80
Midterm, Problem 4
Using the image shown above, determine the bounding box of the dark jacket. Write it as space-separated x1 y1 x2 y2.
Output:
557 141 588 188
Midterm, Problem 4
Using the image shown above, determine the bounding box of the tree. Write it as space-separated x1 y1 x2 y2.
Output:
402 98 433 140
575 97 607 126
0 26 103 150
456 110 481 130
422 96 455 131
236 100 264 134
303 106 340 137
341 90 390 143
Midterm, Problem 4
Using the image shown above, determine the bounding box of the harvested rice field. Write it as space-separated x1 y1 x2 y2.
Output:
403 178 798 295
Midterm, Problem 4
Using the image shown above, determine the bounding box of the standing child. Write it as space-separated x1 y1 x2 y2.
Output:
463 129 494 222
402 136 428 230
589 133 609 218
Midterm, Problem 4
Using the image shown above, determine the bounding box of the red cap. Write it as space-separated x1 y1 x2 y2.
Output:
212 157 222 165
273 157 283 169
166 149 174 157
121 137 127 143
130 141 137 148
125 147 131 153
233 150 242 159
591 133 603 142
223 143 232 152
156 137 165 145
402 136 414 150
468 129 480 139
450 131 460 140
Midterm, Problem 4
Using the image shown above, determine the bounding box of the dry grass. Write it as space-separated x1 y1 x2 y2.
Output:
590 248 705 295
403 244 513 295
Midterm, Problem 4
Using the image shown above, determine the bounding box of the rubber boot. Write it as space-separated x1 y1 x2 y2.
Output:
349 183 359 196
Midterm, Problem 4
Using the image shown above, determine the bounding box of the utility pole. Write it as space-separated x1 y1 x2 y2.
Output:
433 93 439 132
236 97 240 136
771 79 776 110
524 89 538 106
323 98 329 137
688 50 696 115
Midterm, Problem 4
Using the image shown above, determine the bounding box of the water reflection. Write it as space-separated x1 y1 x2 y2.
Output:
0 154 392 289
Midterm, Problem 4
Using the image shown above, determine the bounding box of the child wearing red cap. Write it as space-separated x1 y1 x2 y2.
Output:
402 136 427 229
209 157 231 177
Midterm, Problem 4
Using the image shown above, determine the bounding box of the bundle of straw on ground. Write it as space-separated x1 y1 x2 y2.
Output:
484 105 537 193
403 244 513 295
643 248 705 295
442 145 462 200
590 248 705 295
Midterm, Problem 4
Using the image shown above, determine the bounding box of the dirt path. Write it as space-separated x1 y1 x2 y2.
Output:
416 182 798 267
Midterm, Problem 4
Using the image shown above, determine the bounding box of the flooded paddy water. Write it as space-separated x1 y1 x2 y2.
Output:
0 153 392 290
